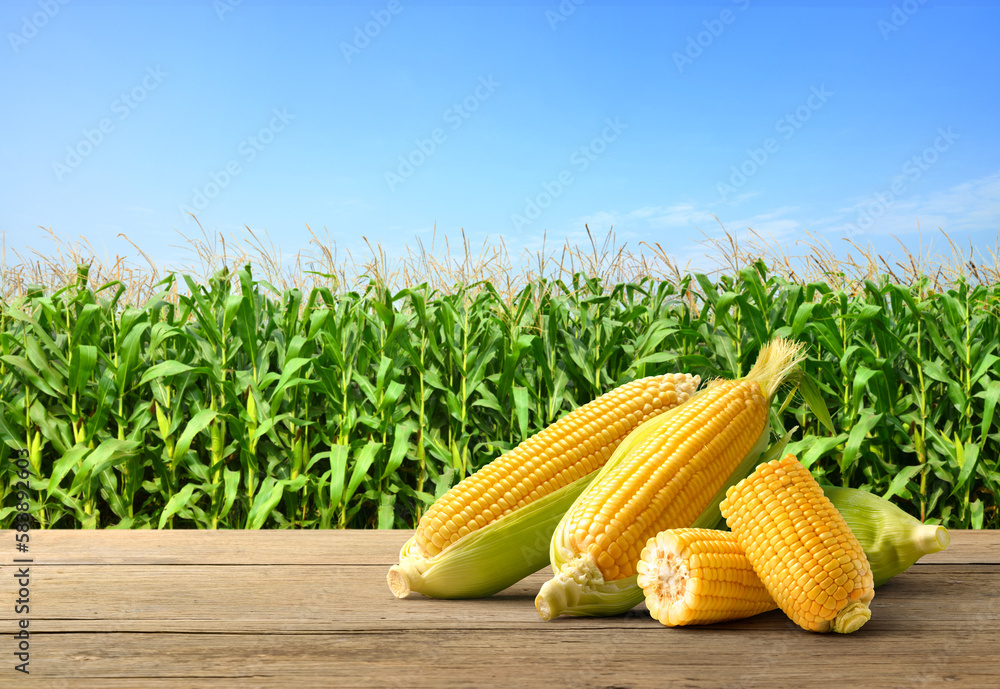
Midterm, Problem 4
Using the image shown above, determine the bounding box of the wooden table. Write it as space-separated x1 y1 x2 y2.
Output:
1 530 997 688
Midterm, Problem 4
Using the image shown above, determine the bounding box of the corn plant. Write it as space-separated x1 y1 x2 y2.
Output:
1 259 997 529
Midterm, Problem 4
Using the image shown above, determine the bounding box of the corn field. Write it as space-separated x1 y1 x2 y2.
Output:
1 243 998 530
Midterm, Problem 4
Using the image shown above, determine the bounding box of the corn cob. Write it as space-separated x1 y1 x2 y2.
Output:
720 454 875 633
387 373 700 599
637 528 777 627
637 483 950 627
535 338 804 620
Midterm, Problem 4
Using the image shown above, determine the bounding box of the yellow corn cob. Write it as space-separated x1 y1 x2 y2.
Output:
388 372 700 599
636 528 777 627
638 485 950 628
563 379 768 581
415 373 699 557
536 338 804 619
720 454 875 634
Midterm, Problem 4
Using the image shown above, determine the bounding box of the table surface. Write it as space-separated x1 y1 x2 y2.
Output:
0 529 997 689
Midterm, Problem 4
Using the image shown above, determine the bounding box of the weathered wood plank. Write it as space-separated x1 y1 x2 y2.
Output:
1 563 995 632
1 530 997 688
0 529 411 565
11 628 999 689
3 529 996 565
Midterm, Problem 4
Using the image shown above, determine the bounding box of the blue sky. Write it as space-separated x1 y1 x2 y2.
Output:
2 0 998 277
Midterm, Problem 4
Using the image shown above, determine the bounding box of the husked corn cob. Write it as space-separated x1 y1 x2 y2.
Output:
535 338 804 620
720 454 875 634
635 484 951 628
637 528 777 627
387 373 700 599
414 373 699 557
564 380 767 581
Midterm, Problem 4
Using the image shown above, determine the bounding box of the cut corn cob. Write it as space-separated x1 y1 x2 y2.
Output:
720 454 875 634
535 338 804 620
387 373 700 599
637 528 777 626
633 483 951 628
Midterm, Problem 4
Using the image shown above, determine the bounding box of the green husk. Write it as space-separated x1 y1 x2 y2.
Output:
387 471 598 599
820 484 951 587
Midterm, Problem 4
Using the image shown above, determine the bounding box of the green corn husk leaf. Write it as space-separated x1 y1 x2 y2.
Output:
387 471 598 599
820 484 950 587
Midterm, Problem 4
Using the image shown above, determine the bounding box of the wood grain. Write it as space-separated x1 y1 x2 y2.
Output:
12 529 998 565
0 529 997 688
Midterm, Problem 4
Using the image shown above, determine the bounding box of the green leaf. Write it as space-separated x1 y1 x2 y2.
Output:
67 439 141 497
139 361 196 385
882 464 923 502
799 375 835 434
48 445 90 494
218 467 241 523
67 345 98 396
377 492 397 529
978 379 1000 444
971 499 984 529
785 433 847 470
381 423 416 479
246 476 288 529
839 412 882 474
512 386 530 442
950 438 980 497
345 441 380 505
328 445 349 512
158 483 198 529
171 409 219 466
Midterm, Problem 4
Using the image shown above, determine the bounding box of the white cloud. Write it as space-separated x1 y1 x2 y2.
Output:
822 170 1000 239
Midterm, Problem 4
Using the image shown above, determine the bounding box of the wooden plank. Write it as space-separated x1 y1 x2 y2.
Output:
12 628 1000 689
917 529 1000 564
2 530 997 688
3 529 996 565
1 563 995 632
0 529 411 565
